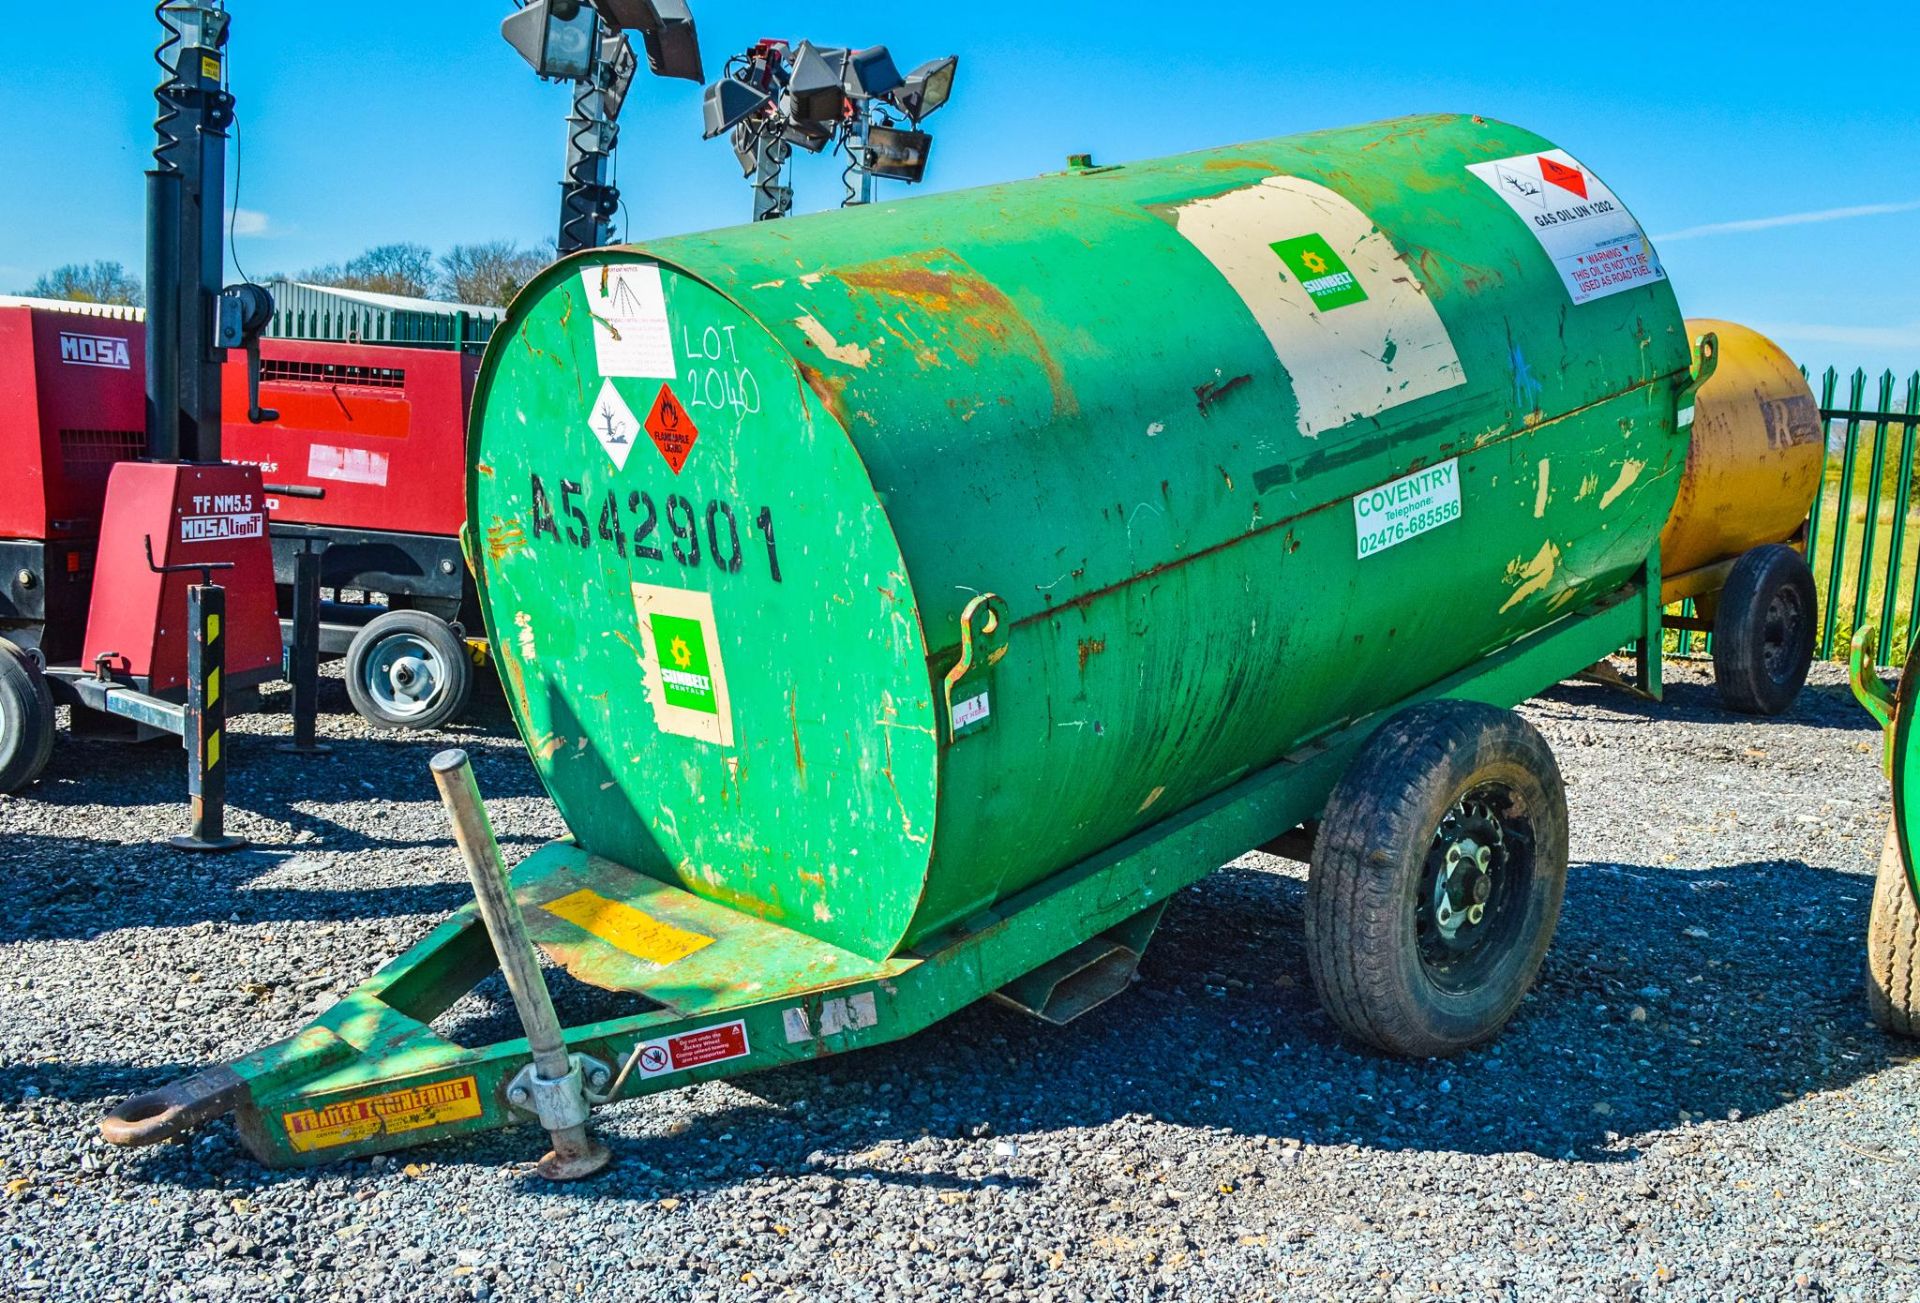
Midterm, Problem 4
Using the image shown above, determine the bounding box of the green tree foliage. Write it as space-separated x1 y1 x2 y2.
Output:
22 260 144 306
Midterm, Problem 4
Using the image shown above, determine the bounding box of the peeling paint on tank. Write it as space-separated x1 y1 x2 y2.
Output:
1598 459 1646 510
794 314 873 368
1499 541 1562 613
1533 460 1550 519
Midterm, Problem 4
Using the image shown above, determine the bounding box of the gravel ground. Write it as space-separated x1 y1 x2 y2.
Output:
1 660 1913 1303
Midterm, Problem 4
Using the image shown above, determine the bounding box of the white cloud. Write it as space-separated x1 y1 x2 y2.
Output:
1654 199 1920 243
231 208 272 237
1749 321 1920 350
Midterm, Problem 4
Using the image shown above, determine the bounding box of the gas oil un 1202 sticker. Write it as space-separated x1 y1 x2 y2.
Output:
1173 176 1466 439
582 265 677 380
632 582 734 746
1466 150 1666 305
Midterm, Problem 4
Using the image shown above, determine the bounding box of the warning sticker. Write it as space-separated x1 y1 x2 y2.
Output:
588 378 641 471
632 582 734 747
1354 458 1462 559
282 1076 482 1154
1466 150 1666 305
630 1019 751 1081
581 264 676 379
1174 176 1465 439
307 444 390 487
542 888 714 965
644 384 700 474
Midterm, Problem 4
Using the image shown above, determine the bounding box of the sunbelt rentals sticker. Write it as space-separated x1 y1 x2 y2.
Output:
1355 459 1461 558
631 582 734 747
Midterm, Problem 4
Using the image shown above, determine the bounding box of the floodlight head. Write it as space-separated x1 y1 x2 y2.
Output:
595 0 704 82
781 41 847 124
841 46 903 100
597 33 639 119
501 0 600 81
889 55 958 122
781 118 834 154
864 124 933 183
703 75 773 139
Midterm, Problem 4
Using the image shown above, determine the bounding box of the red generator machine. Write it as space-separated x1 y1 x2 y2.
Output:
0 297 281 839
223 336 487 730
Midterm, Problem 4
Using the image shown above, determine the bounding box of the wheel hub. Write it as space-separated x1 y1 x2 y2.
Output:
1428 799 1506 954
365 636 445 717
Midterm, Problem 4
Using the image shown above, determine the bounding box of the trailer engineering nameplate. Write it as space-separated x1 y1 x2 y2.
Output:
282 1076 483 1153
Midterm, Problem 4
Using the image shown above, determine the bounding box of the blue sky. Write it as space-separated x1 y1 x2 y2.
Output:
4 1 1916 378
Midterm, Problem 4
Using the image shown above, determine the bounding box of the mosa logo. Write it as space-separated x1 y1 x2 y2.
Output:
58 332 132 370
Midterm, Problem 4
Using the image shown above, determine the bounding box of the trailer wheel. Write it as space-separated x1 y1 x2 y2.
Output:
1868 822 1920 1037
1306 700 1569 1058
0 637 56 793
1712 544 1816 716
344 611 473 731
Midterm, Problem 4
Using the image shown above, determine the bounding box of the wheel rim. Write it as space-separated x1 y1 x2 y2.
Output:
363 632 447 719
1760 584 1805 684
1415 782 1537 994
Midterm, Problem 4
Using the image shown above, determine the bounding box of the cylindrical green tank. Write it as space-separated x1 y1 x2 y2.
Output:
469 113 1691 964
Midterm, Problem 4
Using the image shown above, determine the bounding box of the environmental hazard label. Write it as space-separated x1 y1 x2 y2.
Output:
632 582 734 747
644 384 700 474
1466 150 1666 305
629 1019 751 1081
1354 458 1462 558
581 264 676 380
588 378 641 471
282 1076 483 1154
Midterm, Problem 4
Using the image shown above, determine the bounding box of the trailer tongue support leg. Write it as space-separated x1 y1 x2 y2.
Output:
430 749 612 1180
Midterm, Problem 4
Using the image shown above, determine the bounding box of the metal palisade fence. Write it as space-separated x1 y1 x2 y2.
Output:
1673 367 1920 665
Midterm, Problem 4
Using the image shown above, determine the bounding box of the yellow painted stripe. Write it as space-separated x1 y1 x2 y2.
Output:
542 888 714 965
206 667 221 707
206 731 220 769
206 613 221 643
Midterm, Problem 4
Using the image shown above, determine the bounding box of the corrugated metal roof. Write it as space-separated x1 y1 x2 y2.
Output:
266 279 503 349
0 294 145 321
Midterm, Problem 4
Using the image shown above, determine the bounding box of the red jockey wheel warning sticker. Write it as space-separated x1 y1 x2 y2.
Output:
630 1019 750 1082
645 383 700 474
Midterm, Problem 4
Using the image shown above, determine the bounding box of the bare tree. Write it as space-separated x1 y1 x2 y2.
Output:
23 260 144 306
441 241 552 307
300 243 439 298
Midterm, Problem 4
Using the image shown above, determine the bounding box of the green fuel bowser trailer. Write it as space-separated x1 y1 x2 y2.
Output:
107 113 1801 1172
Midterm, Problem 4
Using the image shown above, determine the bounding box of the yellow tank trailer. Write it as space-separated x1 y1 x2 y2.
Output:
1659 319 1823 714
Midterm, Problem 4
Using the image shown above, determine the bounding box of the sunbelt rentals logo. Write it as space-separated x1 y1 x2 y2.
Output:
650 612 718 715
1269 233 1368 312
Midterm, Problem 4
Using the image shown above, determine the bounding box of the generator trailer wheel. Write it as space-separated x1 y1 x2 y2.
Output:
0 637 55 793
1712 544 1816 717
1306 700 1569 1058
344 611 474 731
1868 821 1920 1037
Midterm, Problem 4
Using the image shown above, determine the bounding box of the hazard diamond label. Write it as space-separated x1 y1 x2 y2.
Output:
645 384 699 474
588 378 640 471
1538 155 1588 200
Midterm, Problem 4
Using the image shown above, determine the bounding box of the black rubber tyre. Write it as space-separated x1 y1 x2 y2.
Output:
1712 544 1817 717
343 610 474 731
0 637 56 793
1868 822 1920 1038
1306 700 1569 1058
